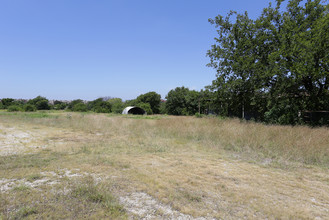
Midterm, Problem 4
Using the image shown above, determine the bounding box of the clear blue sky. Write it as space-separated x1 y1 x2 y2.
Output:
0 0 274 101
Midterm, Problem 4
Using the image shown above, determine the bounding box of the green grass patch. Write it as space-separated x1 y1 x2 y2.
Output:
71 176 126 217
0 151 63 171
22 112 57 118
0 111 58 119
12 184 31 192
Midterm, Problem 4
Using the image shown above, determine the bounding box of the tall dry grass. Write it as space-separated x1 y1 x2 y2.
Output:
1 112 329 218
1 112 328 167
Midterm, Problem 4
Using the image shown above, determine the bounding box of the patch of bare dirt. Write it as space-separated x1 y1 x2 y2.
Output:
120 192 213 220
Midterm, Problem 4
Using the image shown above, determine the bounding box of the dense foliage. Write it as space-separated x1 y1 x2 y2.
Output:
108 98 124 114
136 92 161 114
27 96 50 110
207 0 329 125
87 98 112 113
165 87 198 115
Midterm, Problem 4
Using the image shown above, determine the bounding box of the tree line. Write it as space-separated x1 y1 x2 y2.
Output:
1 0 328 125
0 88 210 116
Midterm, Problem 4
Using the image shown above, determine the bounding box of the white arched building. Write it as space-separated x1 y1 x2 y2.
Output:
122 106 146 115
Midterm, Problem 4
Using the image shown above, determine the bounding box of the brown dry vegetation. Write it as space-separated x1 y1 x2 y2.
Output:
0 111 328 219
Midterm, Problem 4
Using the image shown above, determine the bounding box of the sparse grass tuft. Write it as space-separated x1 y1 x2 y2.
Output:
15 206 38 219
71 176 126 217
0 152 62 170
12 184 31 192
71 176 106 203
27 173 43 182
179 189 202 202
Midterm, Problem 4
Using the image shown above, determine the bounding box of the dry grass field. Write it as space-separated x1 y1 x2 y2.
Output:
0 111 328 219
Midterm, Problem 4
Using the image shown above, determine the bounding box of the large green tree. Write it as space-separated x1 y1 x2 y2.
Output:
136 92 161 114
28 96 50 110
207 0 329 124
165 87 200 115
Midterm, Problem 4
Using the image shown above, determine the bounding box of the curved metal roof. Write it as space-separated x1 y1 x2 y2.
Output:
122 106 146 115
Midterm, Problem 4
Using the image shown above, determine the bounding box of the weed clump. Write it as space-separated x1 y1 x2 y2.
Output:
71 176 125 216
15 206 38 219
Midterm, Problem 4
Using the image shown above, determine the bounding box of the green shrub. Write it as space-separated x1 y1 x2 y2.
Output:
195 113 203 118
54 103 67 110
88 98 112 113
24 104 36 112
7 105 21 112
136 92 161 114
93 102 112 113
1 98 15 109
36 100 50 110
73 103 88 112
159 101 167 114
68 99 84 110
136 102 153 115
108 98 124 113
28 96 50 110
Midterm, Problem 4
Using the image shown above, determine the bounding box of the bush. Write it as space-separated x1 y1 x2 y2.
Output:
35 100 50 110
136 92 161 114
68 99 84 110
159 101 167 114
53 100 68 110
165 87 199 115
28 96 50 109
24 104 36 112
7 105 21 112
87 98 112 113
54 103 67 110
93 103 112 113
1 98 15 109
136 102 153 115
108 98 124 114
73 103 88 112
195 113 203 118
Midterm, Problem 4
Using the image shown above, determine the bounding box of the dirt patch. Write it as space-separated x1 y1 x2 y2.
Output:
0 124 94 156
120 192 212 220
0 177 58 192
